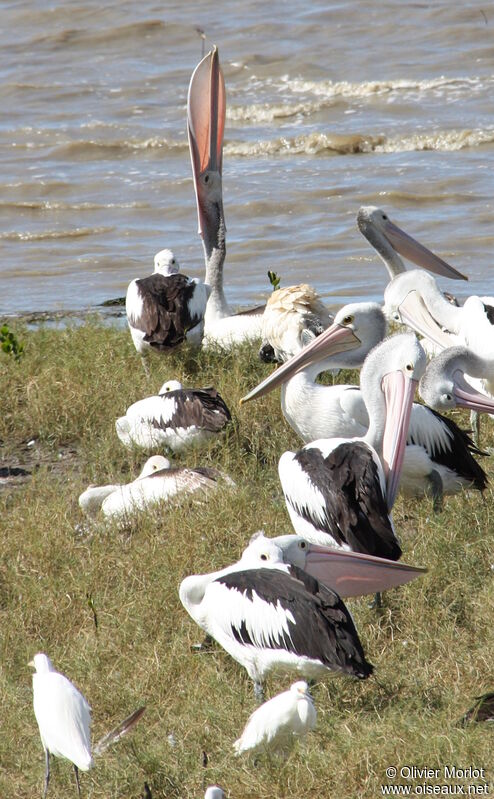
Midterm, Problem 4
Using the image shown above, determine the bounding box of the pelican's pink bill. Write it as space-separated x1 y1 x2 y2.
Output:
381 370 418 511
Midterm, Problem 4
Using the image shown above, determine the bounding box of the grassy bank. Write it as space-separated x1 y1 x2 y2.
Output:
0 319 492 798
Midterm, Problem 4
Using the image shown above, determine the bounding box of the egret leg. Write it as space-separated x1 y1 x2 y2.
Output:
428 469 444 514
471 410 481 448
74 765 81 798
42 750 50 799
254 680 265 704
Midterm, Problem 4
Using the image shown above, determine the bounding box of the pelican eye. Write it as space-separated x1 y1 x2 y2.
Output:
171 259 176 265
445 393 452 401
382 214 388 220
299 541 307 550
260 553 268 561
405 363 413 372
204 174 209 183
342 314 354 326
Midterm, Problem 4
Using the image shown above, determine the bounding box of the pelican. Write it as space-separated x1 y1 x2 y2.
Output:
179 536 373 702
188 47 265 348
125 248 210 371
248 334 427 559
419 346 494 415
244 531 426 599
356 206 468 283
233 680 316 756
115 380 231 452
79 455 234 519
384 269 494 441
30 653 144 798
260 284 333 362
242 300 487 509
205 788 226 799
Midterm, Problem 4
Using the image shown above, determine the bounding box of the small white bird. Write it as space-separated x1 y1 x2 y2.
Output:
115 380 231 452
204 788 226 799
30 653 93 798
233 681 316 756
79 455 234 519
30 653 145 798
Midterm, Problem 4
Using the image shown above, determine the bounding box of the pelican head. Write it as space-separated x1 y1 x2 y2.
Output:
138 456 172 479
245 531 426 598
240 302 383 405
158 380 183 395
419 346 494 414
384 271 458 349
357 206 468 281
154 249 179 276
187 47 225 254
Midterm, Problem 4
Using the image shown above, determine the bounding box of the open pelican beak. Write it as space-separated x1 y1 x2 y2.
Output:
395 290 457 350
304 543 426 598
240 323 360 404
381 370 418 511
452 370 494 413
381 218 468 281
187 46 226 240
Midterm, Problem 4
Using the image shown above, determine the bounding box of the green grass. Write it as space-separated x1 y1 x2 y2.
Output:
0 319 492 798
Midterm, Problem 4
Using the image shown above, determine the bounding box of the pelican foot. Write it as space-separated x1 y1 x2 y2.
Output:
190 634 215 652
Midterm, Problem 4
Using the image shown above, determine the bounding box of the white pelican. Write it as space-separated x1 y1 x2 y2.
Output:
188 47 264 348
125 248 210 367
233 680 316 756
242 300 487 509
115 380 231 452
30 653 144 798
79 455 234 519
179 536 373 702
244 531 426 599
357 206 468 283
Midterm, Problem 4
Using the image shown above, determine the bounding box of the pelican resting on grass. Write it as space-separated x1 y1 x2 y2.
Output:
244 531 426 599
233 680 316 756
79 455 234 519
116 380 231 452
30 653 144 798
243 299 487 510
188 47 264 348
260 284 333 363
179 535 373 702
126 248 209 369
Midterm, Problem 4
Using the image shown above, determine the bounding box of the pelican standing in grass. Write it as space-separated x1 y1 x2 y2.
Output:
179 536 373 702
233 680 316 756
125 248 209 371
116 380 231 452
244 298 487 511
30 653 144 798
188 47 265 348
79 455 234 519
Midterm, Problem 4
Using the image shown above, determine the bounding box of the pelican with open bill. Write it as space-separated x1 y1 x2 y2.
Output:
188 47 264 346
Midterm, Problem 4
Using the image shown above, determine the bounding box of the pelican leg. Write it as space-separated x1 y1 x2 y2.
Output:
254 680 265 704
74 765 81 798
427 469 444 514
42 750 50 799
471 410 481 448
368 591 382 610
